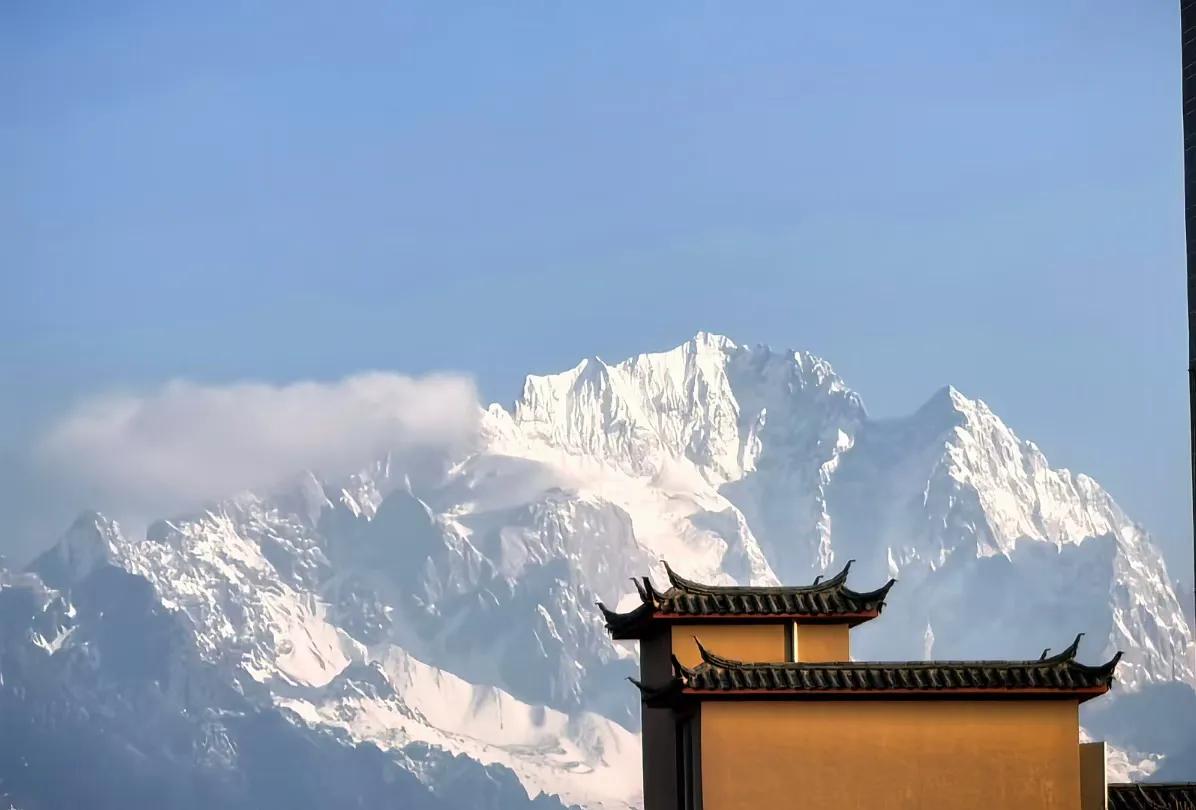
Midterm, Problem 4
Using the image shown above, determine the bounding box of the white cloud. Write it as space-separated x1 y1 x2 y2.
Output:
36 372 481 520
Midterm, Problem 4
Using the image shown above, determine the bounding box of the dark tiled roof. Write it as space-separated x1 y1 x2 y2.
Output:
1108 783 1196 810
598 560 895 639
633 634 1122 705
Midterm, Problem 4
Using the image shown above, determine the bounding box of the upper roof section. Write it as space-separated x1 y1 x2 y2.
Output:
598 560 896 639
633 633 1122 706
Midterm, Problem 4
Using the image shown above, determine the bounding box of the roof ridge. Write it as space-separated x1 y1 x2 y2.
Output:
661 559 855 595
690 641 1122 674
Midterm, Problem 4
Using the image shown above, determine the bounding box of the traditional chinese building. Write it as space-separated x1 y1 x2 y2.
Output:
600 560 1133 810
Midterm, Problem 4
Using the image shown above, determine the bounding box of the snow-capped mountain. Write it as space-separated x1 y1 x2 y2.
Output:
2 333 1193 809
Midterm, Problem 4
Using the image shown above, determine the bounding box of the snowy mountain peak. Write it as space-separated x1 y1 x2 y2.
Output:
937 388 1125 552
30 510 124 587
915 382 967 416
508 333 863 490
689 329 736 349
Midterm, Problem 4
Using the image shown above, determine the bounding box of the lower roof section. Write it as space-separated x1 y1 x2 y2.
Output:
1107 783 1196 810
634 634 1122 707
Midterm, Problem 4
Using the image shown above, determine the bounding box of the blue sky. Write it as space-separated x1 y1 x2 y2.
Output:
2 1 1190 574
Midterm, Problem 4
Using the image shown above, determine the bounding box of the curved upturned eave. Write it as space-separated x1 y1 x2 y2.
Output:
840 577 897 605
597 600 656 639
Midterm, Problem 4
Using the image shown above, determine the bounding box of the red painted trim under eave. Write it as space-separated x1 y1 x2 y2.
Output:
608 610 883 639
651 610 880 624
681 685 1110 703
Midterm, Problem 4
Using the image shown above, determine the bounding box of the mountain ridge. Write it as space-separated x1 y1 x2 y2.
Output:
2 331 1194 809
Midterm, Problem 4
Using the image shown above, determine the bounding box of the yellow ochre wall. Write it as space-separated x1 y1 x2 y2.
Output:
1079 741 1108 810
671 624 787 668
794 623 850 661
700 700 1082 810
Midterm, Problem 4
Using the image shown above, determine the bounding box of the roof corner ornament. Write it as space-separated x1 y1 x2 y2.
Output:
669 654 693 683
1062 632 1085 660
642 576 661 605
1039 648 1051 661
692 636 731 668
661 559 685 589
823 558 855 587
631 577 647 602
